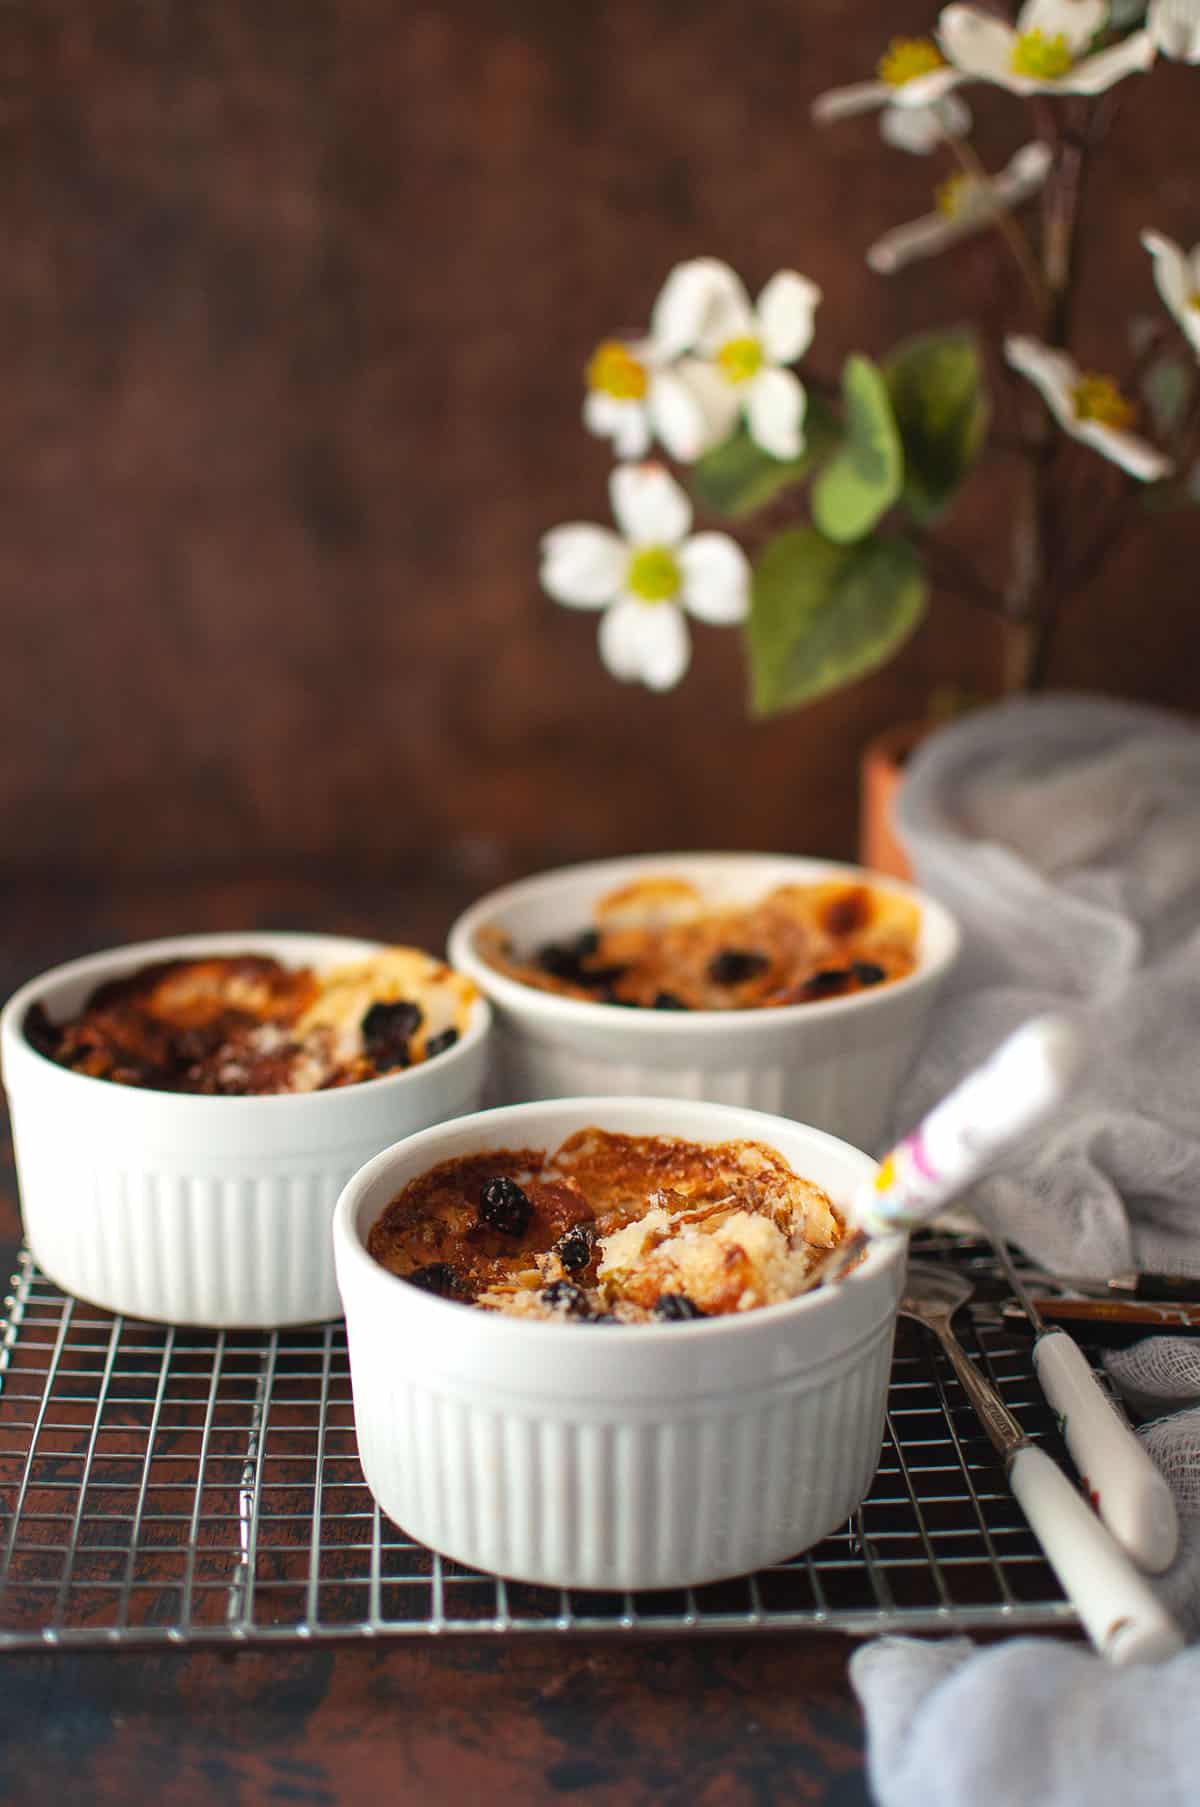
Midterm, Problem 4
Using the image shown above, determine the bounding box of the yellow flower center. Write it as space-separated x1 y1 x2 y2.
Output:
1189 290 1200 312
934 173 984 220
626 545 681 603
1071 373 1135 430
716 336 764 386
876 36 946 86
586 339 648 401
1010 28 1074 79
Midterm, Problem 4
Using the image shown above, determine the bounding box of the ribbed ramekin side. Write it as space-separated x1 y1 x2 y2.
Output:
14 1130 353 1326
348 1317 896 1591
491 1028 928 1150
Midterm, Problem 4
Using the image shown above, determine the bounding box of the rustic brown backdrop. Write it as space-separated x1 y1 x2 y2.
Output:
2 0 1197 906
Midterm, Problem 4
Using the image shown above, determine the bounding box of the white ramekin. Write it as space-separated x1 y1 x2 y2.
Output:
0 932 492 1328
447 853 959 1153
334 1095 902 1591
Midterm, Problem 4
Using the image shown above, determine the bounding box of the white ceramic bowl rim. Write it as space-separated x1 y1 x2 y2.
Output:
446 851 959 1035
0 930 492 1115
334 1093 900 1346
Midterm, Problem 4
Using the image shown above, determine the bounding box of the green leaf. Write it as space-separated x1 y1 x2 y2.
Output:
688 399 838 519
1140 354 1194 439
885 329 989 523
746 527 928 716
811 355 903 543
1140 458 1200 512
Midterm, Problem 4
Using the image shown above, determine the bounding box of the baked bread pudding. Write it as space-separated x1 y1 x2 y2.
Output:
24 948 477 1095
367 1127 847 1322
477 874 919 1009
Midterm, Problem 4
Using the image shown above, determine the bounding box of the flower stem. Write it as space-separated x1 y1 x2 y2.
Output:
943 132 1047 315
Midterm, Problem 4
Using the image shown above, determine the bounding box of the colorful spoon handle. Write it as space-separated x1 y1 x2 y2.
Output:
853 1014 1084 1238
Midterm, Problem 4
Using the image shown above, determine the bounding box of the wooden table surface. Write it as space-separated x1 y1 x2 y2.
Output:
0 867 877 1807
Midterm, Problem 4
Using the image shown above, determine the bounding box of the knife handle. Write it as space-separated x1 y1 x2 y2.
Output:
1031 1296 1200 1335
1033 1329 1178 1573
1008 1444 1183 1663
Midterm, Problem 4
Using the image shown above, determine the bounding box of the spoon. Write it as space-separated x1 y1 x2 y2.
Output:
988 1228 1178 1573
902 1261 1183 1666
807 1012 1084 1293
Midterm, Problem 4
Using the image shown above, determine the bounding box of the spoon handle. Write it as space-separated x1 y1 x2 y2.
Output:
1033 1328 1178 1574
854 1014 1083 1239
1008 1444 1183 1664
920 1315 1182 1663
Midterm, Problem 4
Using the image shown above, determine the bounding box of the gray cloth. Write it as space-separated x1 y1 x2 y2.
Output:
851 1345 1200 1807
850 696 1200 1807
850 1635 1200 1807
894 693 1200 1280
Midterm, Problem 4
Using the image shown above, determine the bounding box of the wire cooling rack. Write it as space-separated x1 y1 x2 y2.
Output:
0 1236 1086 1649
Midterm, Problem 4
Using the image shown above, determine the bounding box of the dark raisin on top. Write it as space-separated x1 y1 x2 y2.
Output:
477 1175 532 1237
707 949 769 986
804 967 854 998
653 1293 706 1321
422 1027 460 1060
652 991 688 1010
852 961 887 987
403 1263 460 1297
361 1000 423 1070
537 930 628 993
23 1002 62 1060
552 1224 594 1272
540 1279 591 1317
536 930 598 979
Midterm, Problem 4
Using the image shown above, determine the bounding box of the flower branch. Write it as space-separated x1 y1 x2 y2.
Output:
539 2 1198 710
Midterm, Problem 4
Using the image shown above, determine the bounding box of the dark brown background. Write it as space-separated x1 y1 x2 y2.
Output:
2 0 1198 904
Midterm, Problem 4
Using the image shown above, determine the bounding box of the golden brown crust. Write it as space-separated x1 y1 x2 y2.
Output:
479 875 919 1010
27 947 477 1096
367 1129 846 1323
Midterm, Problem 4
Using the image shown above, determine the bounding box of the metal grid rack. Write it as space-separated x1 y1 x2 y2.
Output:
0 1236 1084 1649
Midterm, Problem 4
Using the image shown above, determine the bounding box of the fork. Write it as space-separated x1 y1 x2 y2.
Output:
902 1260 1183 1665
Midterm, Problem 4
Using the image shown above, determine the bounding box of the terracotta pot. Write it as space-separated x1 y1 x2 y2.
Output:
858 721 929 881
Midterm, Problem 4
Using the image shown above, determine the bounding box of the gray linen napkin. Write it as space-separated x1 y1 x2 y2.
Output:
849 695 1200 1806
893 693 1200 1280
850 1635 1200 1807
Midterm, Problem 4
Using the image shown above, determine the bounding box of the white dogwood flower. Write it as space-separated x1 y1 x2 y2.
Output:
868 141 1052 274
1005 336 1173 480
649 260 821 460
813 36 972 154
583 338 728 463
540 464 750 691
938 0 1156 94
1149 0 1200 61
1142 231 1200 357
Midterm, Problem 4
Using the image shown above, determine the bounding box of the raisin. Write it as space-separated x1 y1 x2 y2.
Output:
404 1263 460 1297
707 949 769 986
537 931 627 991
540 1279 591 1317
361 1000 422 1068
653 1293 706 1321
422 1027 460 1059
537 930 598 979
852 961 886 987
804 967 853 998
23 1003 62 1060
578 965 630 990
553 1224 594 1272
652 991 688 1010
478 1175 532 1236
537 942 580 979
